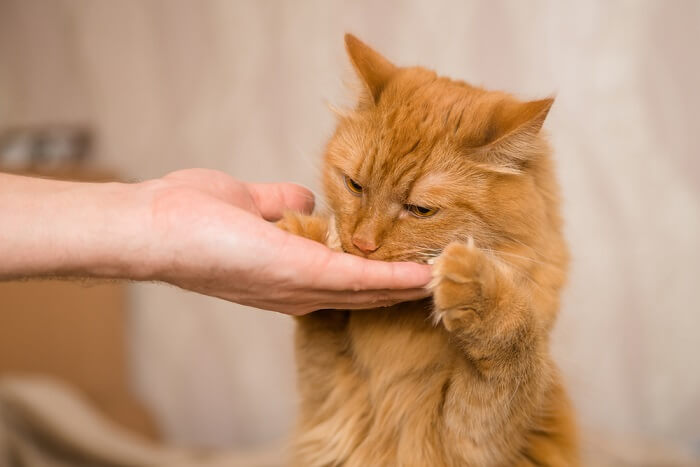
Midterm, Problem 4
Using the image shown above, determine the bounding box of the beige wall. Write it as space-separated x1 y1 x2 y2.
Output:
2 0 699 452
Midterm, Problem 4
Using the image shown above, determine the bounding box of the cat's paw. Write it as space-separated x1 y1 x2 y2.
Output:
276 212 329 245
430 240 497 332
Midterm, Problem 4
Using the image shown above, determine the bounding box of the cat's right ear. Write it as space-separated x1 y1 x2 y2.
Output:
470 98 554 174
345 34 398 104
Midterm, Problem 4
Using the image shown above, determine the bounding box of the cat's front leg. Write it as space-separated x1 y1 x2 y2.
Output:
431 240 556 463
431 239 540 371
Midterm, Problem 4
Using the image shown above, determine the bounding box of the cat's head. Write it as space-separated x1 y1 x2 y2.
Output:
323 34 558 264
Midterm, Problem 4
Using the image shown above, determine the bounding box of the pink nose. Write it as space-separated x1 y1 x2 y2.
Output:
352 235 378 254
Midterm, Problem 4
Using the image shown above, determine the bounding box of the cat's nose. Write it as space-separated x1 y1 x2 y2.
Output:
352 234 378 254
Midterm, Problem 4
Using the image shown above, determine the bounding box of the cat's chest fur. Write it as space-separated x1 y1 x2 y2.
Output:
315 302 465 465
346 302 455 379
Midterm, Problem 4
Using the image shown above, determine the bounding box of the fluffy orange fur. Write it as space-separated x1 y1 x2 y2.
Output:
279 34 578 466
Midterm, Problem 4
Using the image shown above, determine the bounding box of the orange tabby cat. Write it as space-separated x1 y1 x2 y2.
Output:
278 34 578 467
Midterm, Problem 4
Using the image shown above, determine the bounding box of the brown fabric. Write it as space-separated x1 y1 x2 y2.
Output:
0 377 285 467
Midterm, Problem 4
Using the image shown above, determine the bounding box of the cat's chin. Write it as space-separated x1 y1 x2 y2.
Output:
339 244 436 265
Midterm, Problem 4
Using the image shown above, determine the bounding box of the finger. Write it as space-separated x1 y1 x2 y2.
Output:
292 288 430 314
308 248 433 291
246 182 315 220
296 301 407 315
321 287 431 305
274 233 433 291
289 288 431 315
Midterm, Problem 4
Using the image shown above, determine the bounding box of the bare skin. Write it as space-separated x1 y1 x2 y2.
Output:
0 168 431 315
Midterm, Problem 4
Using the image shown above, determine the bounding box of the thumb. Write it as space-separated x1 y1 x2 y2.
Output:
245 182 316 220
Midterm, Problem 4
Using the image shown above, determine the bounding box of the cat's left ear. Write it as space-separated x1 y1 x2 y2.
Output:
472 98 554 173
345 34 398 104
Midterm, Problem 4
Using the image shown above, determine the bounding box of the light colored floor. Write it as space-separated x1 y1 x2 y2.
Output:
1 0 699 455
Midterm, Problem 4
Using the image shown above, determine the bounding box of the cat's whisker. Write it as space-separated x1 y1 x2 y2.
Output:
500 234 549 259
493 250 565 273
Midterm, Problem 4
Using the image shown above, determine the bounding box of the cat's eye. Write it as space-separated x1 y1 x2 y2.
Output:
344 175 363 196
406 204 438 218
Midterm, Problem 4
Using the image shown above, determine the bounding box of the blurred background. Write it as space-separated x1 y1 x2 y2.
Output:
1 0 699 464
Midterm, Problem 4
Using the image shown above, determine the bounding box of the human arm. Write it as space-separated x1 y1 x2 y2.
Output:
0 169 431 315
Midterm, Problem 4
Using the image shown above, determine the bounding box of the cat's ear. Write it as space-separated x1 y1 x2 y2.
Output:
345 33 398 104
472 98 554 174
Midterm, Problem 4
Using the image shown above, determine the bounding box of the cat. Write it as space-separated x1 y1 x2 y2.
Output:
278 34 578 467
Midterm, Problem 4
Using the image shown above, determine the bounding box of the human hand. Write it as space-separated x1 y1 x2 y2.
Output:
137 169 431 314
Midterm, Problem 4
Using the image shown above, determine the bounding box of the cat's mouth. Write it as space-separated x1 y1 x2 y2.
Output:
330 217 441 264
339 243 438 265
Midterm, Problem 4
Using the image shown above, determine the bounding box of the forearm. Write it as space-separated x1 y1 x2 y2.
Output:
0 173 155 281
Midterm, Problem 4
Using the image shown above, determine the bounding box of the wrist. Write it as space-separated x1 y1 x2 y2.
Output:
41 179 158 281
72 180 160 280
115 178 173 281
